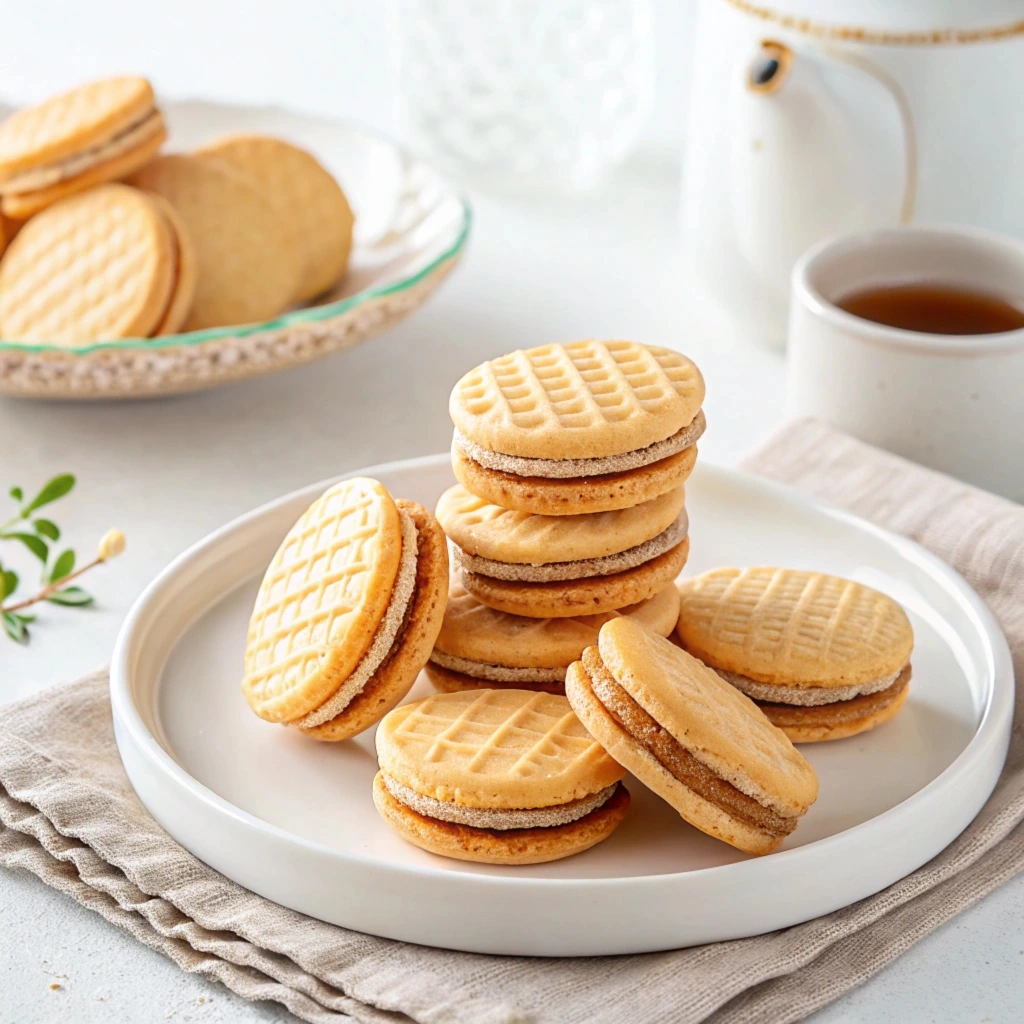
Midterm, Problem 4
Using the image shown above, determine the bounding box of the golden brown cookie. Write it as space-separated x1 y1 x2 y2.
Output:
373 689 628 864
0 76 166 218
0 184 175 345
458 535 690 619
425 578 680 693
143 191 197 336
676 567 915 742
436 483 685 564
566 618 819 855
448 341 706 516
241 478 448 737
129 154 302 330
195 134 354 302
452 441 697 516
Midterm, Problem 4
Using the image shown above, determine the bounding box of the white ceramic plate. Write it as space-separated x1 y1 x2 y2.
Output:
111 456 1013 956
0 100 470 399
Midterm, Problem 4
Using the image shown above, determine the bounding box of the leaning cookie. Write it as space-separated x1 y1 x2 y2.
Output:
241 477 448 741
373 689 629 865
438 482 690 618
0 76 166 219
426 577 680 694
450 340 705 515
676 567 914 743
566 618 818 855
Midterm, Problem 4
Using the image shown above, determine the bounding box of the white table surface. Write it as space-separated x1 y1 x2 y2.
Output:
1 4 1022 1019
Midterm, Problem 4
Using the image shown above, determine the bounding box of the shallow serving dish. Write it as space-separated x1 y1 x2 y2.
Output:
111 455 1013 956
0 100 471 399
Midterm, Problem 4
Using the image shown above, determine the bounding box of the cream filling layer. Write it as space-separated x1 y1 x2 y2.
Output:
296 511 419 728
718 666 907 707
1 109 163 192
452 510 689 583
382 773 617 830
454 409 706 480
428 649 567 684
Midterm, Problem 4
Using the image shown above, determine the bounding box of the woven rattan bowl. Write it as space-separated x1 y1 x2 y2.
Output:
0 99 471 399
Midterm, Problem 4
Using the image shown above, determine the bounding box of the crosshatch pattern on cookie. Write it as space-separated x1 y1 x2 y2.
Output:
0 77 153 173
678 567 914 684
451 341 705 459
391 690 604 781
244 481 397 703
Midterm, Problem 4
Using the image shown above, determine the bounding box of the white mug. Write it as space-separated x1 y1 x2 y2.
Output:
786 225 1024 502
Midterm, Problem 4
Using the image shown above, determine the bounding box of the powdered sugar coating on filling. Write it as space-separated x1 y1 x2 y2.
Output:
454 409 706 480
718 666 906 706
428 650 567 684
382 773 617 830
296 510 419 728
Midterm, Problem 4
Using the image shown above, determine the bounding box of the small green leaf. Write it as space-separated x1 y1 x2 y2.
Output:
9 486 22 502
15 612 35 623
0 569 18 601
2 611 28 644
47 586 93 607
6 532 48 562
49 548 75 583
24 473 75 515
34 519 60 541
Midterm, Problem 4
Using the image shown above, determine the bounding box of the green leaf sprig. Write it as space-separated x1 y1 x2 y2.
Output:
0 474 126 645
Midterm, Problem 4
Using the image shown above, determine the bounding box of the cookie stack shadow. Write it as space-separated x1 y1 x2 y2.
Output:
426 339 706 697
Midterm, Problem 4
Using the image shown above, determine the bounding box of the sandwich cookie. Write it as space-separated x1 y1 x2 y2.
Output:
450 340 705 515
0 185 179 345
426 577 681 694
566 617 819 855
676 567 914 743
242 477 448 741
130 154 302 330
194 134 354 302
0 76 166 219
437 482 690 618
373 689 629 864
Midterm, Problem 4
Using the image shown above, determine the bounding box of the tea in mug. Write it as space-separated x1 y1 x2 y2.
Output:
836 283 1024 335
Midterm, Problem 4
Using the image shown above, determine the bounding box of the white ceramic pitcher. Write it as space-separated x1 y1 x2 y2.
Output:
682 0 1024 347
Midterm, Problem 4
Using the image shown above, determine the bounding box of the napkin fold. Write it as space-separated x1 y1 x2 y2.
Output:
2 418 1022 1024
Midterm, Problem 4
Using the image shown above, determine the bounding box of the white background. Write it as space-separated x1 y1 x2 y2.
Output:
1 2 1022 1022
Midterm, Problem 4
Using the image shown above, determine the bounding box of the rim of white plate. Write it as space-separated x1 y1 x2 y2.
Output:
110 453 1014 892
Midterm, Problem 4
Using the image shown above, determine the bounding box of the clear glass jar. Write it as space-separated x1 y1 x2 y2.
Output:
391 0 654 192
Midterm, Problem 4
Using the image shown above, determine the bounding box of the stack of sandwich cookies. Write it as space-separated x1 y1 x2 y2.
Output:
566 617 819 854
426 577 680 694
437 482 689 617
373 689 629 864
449 340 705 515
676 567 914 743
241 477 448 741
0 76 166 219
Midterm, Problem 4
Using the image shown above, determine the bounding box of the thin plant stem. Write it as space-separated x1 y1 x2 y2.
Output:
1 557 101 614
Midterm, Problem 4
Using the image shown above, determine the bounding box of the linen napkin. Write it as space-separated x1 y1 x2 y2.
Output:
2 418 1022 1024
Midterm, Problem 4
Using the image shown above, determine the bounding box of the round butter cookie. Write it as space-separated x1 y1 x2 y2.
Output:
459 535 689 619
566 618 819 856
451 340 705 460
676 567 914 742
241 477 448 737
195 134 354 302
436 483 685 565
0 76 166 218
373 689 629 864
0 184 175 345
143 191 197 336
426 578 680 693
129 154 302 330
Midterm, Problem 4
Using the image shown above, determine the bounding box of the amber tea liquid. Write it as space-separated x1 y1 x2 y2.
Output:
836 282 1024 335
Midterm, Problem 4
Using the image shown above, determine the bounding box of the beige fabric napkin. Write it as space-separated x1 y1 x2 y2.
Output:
2 418 1022 1024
